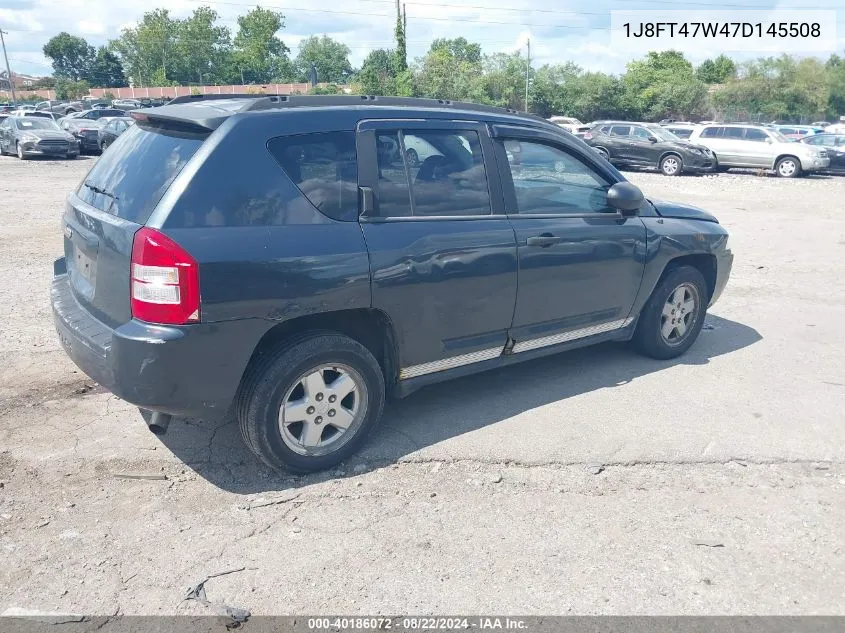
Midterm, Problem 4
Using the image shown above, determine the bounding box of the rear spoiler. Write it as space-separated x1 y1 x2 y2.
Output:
130 106 224 132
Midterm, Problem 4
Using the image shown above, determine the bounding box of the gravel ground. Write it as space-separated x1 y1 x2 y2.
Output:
0 157 843 616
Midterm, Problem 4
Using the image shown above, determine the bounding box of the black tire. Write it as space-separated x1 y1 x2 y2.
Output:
16 143 27 160
711 154 728 173
775 156 801 178
633 265 708 360
595 147 609 160
659 154 683 176
237 332 385 473
405 148 419 166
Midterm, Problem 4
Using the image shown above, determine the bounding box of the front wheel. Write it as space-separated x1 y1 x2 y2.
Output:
16 143 26 160
237 333 386 473
405 148 419 166
595 147 609 160
659 154 682 176
775 156 801 178
633 265 708 360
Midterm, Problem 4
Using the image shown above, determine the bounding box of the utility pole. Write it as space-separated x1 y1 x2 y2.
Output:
403 3 407 34
524 38 530 113
0 29 17 107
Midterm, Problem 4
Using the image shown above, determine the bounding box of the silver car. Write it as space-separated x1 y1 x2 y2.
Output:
689 124 829 177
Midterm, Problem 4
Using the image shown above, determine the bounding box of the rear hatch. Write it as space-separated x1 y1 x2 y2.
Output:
63 121 208 328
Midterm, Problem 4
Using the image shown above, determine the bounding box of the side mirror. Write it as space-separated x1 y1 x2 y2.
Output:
765 137 774 144
607 182 644 215
648 136 658 143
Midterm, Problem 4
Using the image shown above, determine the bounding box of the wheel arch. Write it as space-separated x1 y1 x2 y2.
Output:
773 153 801 170
661 253 717 302
239 308 400 397
658 150 683 164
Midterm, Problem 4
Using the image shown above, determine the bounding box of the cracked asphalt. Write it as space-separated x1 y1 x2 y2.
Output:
0 157 843 615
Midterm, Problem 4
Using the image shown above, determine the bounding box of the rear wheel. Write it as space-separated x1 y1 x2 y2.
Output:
405 148 419 166
775 156 801 178
595 147 609 160
237 333 385 473
633 265 708 360
659 154 683 176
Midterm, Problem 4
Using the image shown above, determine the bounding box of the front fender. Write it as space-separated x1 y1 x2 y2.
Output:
631 217 731 315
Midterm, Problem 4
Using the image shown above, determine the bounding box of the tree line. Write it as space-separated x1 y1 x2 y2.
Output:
37 5 845 123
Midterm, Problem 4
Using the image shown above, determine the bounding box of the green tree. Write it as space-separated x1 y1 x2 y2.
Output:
826 54 845 117
295 35 353 84
695 54 736 84
43 32 94 81
622 50 707 120
54 78 90 100
110 9 179 86
430 37 481 64
233 7 291 83
394 12 407 72
414 39 485 102
89 47 126 87
356 48 397 95
170 7 232 84
479 52 529 110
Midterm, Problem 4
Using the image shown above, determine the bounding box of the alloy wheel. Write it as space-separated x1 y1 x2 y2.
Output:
278 363 367 457
660 283 699 345
778 159 797 177
662 156 680 175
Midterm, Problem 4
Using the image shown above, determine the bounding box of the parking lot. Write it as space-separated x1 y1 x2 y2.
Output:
0 156 843 615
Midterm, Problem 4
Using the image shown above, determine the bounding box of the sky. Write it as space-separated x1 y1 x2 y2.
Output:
0 0 843 80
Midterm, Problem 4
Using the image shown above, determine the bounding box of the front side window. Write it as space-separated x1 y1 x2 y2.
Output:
503 139 614 215
374 129 491 217
267 131 358 221
632 127 652 140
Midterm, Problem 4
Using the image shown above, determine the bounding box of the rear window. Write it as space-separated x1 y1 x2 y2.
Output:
267 131 358 221
77 123 207 224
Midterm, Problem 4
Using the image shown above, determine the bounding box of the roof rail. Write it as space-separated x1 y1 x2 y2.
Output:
239 94 526 116
167 93 274 105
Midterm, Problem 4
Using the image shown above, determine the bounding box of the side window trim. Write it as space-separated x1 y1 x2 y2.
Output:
356 118 504 221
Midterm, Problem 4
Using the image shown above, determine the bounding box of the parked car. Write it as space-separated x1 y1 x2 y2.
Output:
583 121 714 176
547 116 583 133
0 116 78 159
59 117 105 154
51 95 733 472
775 125 816 140
662 124 700 140
800 133 845 173
811 121 831 128
97 116 134 150
9 110 61 121
111 99 145 111
689 123 829 177
64 108 129 121
35 100 83 116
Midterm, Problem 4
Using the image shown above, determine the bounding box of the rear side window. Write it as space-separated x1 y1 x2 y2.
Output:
723 127 745 139
700 127 722 138
744 128 768 142
267 132 358 222
77 123 206 224
610 125 631 137
374 129 491 217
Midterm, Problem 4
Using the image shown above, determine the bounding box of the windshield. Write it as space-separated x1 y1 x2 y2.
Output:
16 118 60 131
648 126 680 141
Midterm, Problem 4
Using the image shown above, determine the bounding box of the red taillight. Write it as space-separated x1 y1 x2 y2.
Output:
583 132 593 140
130 227 200 325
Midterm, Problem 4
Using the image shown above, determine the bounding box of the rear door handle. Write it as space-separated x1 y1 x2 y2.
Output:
527 234 564 247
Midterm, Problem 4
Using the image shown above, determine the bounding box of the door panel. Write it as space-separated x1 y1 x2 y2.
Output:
492 128 646 349
357 120 517 374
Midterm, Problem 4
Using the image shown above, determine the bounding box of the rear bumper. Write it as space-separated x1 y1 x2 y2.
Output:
801 156 830 171
51 269 272 420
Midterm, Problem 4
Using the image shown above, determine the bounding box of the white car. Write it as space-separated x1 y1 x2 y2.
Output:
689 123 829 177
548 116 583 133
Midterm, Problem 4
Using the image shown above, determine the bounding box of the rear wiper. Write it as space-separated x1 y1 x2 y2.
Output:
83 180 118 200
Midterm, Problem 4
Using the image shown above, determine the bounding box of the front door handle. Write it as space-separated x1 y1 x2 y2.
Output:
527 234 564 247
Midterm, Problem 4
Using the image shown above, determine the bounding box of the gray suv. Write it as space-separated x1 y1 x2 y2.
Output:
689 124 829 177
